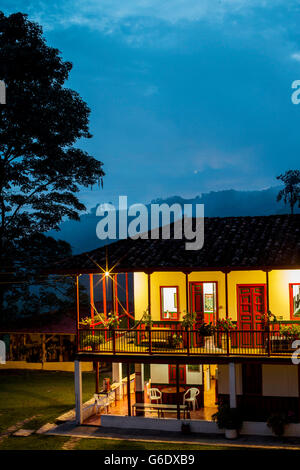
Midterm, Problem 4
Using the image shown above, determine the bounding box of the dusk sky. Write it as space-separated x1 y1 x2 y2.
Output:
3 1 300 210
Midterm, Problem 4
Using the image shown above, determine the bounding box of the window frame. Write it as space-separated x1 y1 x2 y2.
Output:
160 285 179 321
290 283 300 319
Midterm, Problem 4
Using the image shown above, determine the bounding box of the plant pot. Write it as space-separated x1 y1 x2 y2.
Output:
225 429 238 439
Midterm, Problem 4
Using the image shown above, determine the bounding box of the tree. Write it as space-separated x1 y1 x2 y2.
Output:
0 12 104 321
276 170 300 215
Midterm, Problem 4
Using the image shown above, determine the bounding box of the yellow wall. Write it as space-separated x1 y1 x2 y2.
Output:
269 270 300 320
134 269 300 322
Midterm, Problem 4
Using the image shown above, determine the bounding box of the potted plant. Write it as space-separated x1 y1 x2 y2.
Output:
181 311 196 330
267 412 290 437
106 313 120 330
82 333 104 351
181 422 191 435
277 324 300 352
212 403 243 439
198 322 215 348
216 318 236 331
143 308 153 330
169 333 183 349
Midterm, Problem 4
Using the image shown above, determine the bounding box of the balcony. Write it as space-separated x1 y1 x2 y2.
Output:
77 327 296 358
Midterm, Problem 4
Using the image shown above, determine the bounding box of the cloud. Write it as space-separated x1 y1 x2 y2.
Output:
3 0 296 31
291 52 300 62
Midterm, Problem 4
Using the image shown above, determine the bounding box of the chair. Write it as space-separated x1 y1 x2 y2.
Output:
94 394 109 414
183 387 200 411
149 387 162 403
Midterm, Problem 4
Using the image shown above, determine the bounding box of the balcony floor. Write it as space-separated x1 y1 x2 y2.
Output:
83 379 218 426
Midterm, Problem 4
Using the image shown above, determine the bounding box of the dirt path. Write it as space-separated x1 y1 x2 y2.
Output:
61 436 81 450
0 416 38 443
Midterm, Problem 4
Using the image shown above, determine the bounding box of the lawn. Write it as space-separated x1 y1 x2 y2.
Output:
0 369 239 450
0 369 97 433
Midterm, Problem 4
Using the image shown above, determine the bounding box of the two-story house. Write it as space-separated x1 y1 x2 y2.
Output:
50 214 300 436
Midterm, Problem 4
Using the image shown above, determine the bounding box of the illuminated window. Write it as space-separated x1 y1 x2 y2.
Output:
290 284 300 318
160 286 179 320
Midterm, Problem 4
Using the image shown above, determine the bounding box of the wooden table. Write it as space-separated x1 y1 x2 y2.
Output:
132 402 189 418
161 386 185 405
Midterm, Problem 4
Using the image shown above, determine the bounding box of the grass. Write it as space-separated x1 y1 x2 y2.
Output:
0 369 243 450
74 439 236 451
0 369 98 433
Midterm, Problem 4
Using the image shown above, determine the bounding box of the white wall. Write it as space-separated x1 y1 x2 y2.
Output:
150 364 203 385
262 365 299 397
186 365 203 385
218 364 299 398
150 364 169 383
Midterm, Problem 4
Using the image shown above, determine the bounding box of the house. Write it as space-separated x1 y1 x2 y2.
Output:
49 214 300 435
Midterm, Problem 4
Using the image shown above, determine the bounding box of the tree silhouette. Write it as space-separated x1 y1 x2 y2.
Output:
0 12 104 321
276 170 300 215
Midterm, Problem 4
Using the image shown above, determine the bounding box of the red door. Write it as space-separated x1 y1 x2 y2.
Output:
238 285 266 346
169 365 186 384
191 283 204 327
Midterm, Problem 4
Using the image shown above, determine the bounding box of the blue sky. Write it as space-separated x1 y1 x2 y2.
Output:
2 1 300 209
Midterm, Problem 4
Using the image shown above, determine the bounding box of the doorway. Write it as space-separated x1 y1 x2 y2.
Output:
237 285 266 346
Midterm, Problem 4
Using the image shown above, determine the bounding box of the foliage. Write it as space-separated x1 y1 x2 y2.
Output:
181 310 196 329
169 333 183 348
216 318 236 331
106 312 120 329
142 307 153 328
82 333 104 349
267 412 291 437
276 170 300 215
198 322 215 336
80 312 119 329
212 403 243 431
0 12 104 321
279 324 300 340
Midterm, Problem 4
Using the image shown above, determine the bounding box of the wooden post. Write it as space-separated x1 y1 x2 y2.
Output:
41 334 46 366
103 274 107 342
127 362 131 416
115 273 118 317
112 274 115 315
89 274 94 322
147 272 151 317
76 275 80 351
126 273 129 328
185 272 189 313
95 362 100 394
59 335 63 362
176 363 180 420
112 328 116 354
103 274 107 316
225 271 229 319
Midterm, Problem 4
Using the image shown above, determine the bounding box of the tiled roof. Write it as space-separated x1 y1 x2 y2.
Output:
49 214 300 273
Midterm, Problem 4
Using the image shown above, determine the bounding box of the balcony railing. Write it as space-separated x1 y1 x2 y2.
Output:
77 328 296 357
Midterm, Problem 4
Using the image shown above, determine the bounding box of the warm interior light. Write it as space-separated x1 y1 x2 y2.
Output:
105 271 109 277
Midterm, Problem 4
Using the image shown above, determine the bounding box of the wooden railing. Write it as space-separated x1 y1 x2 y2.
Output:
77 328 296 357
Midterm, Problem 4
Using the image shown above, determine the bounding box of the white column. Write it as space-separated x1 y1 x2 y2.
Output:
112 362 123 400
74 360 82 425
229 362 237 408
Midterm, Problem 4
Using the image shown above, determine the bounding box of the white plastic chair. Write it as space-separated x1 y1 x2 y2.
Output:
94 393 109 414
149 387 162 403
183 387 199 411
